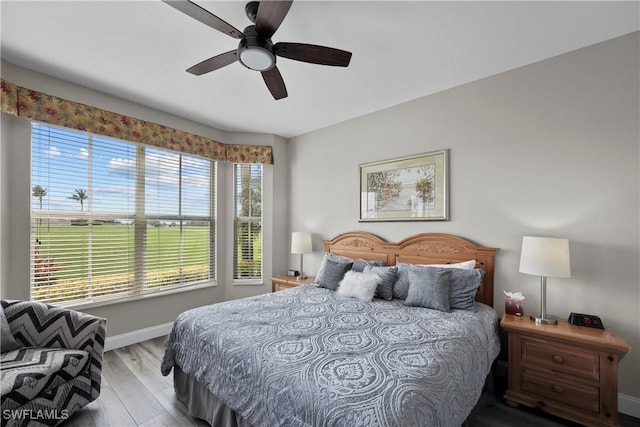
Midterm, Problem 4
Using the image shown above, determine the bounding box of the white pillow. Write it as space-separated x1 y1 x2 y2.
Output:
336 271 381 302
427 259 476 270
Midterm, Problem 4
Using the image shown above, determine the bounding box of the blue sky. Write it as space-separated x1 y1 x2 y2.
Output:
31 124 211 218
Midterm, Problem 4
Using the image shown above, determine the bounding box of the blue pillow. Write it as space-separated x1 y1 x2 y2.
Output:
317 260 353 291
404 268 452 312
363 265 397 301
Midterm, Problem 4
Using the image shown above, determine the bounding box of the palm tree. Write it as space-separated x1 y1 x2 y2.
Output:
69 188 88 212
32 185 47 209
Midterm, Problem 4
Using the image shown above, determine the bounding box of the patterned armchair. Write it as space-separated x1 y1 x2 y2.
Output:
1 300 106 426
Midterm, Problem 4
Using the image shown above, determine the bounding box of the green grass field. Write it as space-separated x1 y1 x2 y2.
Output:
34 224 209 280
33 224 211 302
32 223 261 303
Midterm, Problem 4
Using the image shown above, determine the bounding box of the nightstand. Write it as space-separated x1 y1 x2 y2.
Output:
271 275 315 292
501 314 630 426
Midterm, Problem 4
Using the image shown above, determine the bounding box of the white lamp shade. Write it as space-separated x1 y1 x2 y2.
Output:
519 236 571 278
291 232 312 254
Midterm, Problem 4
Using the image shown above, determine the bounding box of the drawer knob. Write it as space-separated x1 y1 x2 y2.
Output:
552 355 564 364
552 385 564 394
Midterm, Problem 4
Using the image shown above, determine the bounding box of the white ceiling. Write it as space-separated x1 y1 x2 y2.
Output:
1 1 638 139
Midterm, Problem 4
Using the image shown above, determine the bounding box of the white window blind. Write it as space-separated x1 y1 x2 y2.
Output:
233 163 263 281
31 123 215 305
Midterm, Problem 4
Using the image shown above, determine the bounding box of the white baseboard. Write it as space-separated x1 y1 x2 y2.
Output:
619 393 640 418
104 321 173 352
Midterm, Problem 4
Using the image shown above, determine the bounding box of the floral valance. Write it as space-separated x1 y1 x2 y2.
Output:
0 78 273 164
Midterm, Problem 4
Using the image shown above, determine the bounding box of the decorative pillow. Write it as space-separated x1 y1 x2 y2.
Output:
427 259 476 270
352 259 386 272
392 260 476 300
336 271 380 302
404 268 452 312
316 259 353 291
448 268 485 310
316 252 386 278
1 307 20 353
363 265 397 301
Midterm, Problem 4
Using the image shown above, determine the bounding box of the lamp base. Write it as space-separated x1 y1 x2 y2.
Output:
530 314 558 325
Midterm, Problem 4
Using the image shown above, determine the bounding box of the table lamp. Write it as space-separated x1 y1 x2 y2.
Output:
291 232 312 279
519 236 571 325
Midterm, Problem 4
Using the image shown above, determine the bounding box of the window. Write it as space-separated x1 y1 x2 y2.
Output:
31 123 215 305
233 163 263 282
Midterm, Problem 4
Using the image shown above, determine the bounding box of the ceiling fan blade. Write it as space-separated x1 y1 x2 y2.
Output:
261 66 288 100
274 42 352 67
255 1 293 38
163 1 244 39
187 50 238 75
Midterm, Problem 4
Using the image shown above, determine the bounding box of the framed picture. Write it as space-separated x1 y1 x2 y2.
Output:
359 149 449 221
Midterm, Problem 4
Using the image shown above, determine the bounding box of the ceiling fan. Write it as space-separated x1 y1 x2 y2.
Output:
163 0 353 100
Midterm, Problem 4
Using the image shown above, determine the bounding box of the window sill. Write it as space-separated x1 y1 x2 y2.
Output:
56 280 218 311
233 279 264 286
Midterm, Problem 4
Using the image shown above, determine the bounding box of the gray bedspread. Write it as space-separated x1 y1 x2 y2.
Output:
161 284 500 427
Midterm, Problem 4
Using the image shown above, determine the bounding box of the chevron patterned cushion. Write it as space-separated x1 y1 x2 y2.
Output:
1 307 20 353
1 348 89 405
1 300 105 426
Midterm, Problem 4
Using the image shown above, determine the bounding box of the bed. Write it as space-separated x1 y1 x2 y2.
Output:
161 232 500 427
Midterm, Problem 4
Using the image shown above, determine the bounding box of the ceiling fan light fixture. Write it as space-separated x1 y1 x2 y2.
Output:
165 1 352 99
239 46 275 71
237 25 275 71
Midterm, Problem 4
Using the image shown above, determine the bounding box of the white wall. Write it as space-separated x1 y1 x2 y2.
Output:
289 33 640 399
0 61 290 336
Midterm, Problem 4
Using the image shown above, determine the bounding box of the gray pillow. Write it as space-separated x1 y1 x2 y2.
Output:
317 260 353 291
363 265 397 301
1 307 20 353
392 263 413 300
352 259 386 272
449 268 485 310
404 268 452 312
316 252 386 277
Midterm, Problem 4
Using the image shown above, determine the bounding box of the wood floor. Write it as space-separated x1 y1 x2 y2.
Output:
65 336 207 427
66 336 640 427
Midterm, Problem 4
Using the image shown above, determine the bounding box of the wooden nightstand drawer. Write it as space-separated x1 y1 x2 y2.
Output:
272 275 315 292
275 281 299 291
501 314 630 426
522 337 599 381
522 368 599 413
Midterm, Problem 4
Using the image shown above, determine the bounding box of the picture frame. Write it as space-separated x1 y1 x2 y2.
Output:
359 149 449 222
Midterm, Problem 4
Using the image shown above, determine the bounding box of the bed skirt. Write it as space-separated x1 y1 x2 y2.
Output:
174 366 254 427
173 365 497 427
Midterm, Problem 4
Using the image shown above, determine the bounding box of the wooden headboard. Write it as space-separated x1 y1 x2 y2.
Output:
323 232 498 307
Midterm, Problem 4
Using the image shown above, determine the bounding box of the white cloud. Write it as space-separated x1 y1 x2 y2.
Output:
182 172 210 188
108 152 210 189
108 157 136 172
44 146 60 157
